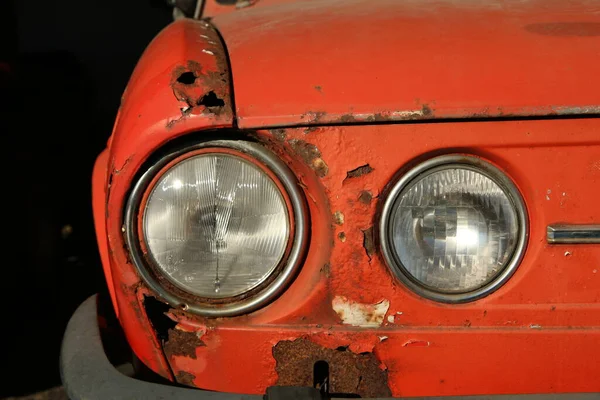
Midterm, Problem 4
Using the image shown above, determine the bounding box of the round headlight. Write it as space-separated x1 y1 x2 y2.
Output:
380 155 527 303
126 140 308 316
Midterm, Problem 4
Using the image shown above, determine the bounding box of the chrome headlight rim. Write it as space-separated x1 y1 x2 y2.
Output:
379 154 528 303
124 139 309 317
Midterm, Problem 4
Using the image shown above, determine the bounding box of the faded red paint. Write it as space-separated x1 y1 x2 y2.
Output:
93 18 234 380
92 1 600 397
158 121 600 396
210 0 600 128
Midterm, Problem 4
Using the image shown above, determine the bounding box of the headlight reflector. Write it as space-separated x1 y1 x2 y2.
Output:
380 155 527 302
126 140 308 316
143 152 290 298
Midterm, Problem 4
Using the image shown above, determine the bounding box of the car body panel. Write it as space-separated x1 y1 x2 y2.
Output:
92 1 600 397
211 0 600 128
160 120 600 395
98 18 235 381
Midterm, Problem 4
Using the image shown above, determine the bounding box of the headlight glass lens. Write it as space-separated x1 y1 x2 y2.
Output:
143 152 290 299
389 166 519 293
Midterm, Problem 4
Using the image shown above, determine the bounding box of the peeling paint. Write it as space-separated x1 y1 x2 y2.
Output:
362 227 375 261
287 138 328 177
333 211 345 225
345 164 374 180
332 296 390 327
358 190 373 204
163 327 206 360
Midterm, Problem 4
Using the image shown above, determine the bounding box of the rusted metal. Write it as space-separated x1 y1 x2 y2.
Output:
166 22 232 128
361 227 375 261
286 138 328 177
358 190 373 204
332 211 344 225
163 328 205 360
175 371 197 387
345 164 374 180
273 338 391 398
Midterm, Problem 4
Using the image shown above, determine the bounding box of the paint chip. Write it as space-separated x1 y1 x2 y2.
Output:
529 324 542 329
332 296 390 327
403 340 430 347
387 315 395 324
333 211 345 225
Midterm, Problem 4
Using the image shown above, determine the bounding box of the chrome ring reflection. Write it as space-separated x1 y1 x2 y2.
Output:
379 155 528 303
125 139 308 317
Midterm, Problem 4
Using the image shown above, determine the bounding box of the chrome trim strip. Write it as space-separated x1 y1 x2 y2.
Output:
379 154 529 304
547 224 600 244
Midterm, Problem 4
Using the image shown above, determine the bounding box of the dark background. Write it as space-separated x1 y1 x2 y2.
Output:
1 1 172 396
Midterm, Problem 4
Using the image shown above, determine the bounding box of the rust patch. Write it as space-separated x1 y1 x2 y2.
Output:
167 24 232 128
339 114 357 123
345 164 374 180
270 128 287 141
288 139 321 163
422 103 433 117
337 232 347 242
525 22 600 37
273 338 391 398
362 227 375 261
320 263 331 278
175 371 196 386
333 211 345 225
288 138 328 177
311 157 329 177
301 110 327 123
358 190 373 204
163 328 205 360
365 113 391 122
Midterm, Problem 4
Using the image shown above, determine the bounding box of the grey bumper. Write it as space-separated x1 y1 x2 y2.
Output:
60 295 260 400
60 295 600 400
